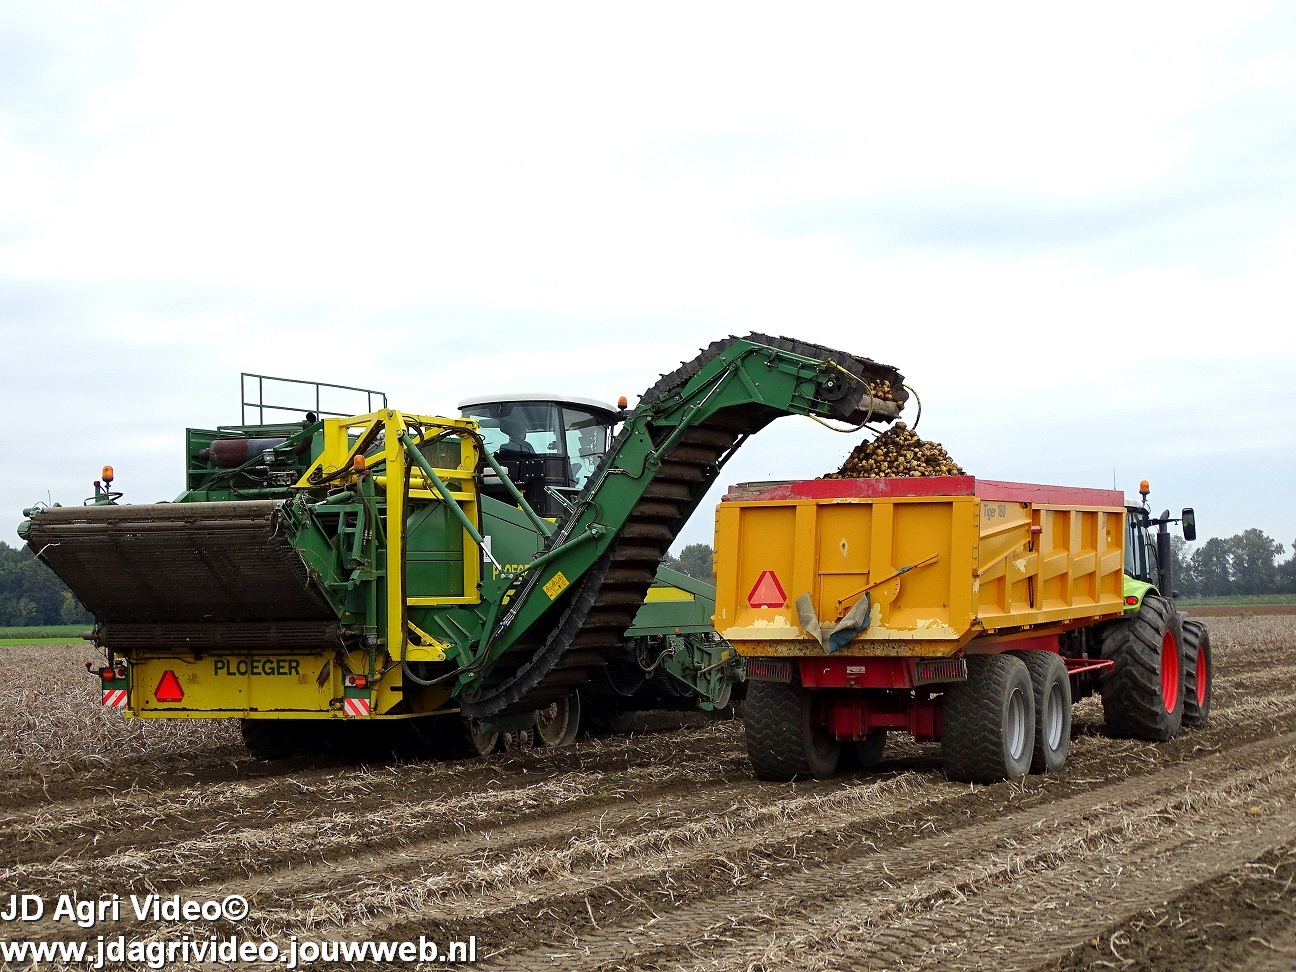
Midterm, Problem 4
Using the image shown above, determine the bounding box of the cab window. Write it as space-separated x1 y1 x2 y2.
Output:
463 403 563 457
1125 514 1149 579
562 407 611 488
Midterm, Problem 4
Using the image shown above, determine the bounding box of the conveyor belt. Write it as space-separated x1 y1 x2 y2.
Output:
460 333 904 716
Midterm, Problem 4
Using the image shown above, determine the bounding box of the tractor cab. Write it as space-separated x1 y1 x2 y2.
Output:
459 394 624 517
1125 480 1196 596
1124 505 1159 586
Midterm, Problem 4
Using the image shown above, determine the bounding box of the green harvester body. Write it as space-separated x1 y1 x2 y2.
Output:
20 336 907 753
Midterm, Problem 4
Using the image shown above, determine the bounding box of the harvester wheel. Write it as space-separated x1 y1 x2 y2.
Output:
1100 594 1185 741
501 727 534 751
744 680 840 781
1181 619 1213 729
607 710 636 733
709 676 734 711
1012 650 1071 774
534 694 581 747
442 717 500 759
941 654 1035 783
579 697 636 734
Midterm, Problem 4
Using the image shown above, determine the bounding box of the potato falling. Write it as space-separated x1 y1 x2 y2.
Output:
826 422 965 479
865 378 896 403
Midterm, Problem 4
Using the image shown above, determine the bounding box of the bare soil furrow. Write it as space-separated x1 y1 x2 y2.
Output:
135 775 780 935
0 754 753 895
1041 840 1296 972
94 665 1296 950
349 711 1296 955
692 778 1296 972
237 771 953 938
0 718 747 816
493 731 1296 970
0 617 1288 972
1244 923 1296 972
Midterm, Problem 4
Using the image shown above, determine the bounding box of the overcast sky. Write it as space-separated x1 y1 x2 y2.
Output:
2 3 1294 558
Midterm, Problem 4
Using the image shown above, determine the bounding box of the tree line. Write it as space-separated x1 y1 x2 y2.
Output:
1168 529 1296 598
0 542 92 627
663 543 715 582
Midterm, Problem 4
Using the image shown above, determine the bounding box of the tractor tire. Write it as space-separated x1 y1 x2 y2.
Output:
1182 619 1213 729
941 654 1035 784
1100 594 1185 741
744 680 840 782
1012 650 1071 774
534 694 581 748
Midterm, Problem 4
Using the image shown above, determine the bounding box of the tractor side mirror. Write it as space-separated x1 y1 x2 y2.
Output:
1181 508 1196 541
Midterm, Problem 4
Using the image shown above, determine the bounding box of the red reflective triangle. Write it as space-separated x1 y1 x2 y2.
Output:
747 570 787 608
154 670 185 703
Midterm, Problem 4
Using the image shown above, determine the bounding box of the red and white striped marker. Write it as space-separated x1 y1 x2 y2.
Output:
102 688 128 708
343 696 371 718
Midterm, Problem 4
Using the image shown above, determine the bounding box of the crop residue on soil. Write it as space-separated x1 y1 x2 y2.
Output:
1 616 1295 971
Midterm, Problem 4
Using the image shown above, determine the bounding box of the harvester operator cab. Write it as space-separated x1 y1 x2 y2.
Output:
458 394 622 517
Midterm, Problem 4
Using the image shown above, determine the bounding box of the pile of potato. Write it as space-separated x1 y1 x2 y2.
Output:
826 422 965 479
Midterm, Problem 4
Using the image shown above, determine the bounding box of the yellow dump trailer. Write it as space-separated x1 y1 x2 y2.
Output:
714 476 1127 657
712 476 1166 784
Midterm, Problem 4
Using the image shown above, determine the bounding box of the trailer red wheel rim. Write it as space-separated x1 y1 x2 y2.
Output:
1161 631 1180 713
1195 645 1208 707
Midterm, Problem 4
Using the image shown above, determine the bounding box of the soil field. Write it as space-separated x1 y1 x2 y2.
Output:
1180 604 1296 617
1 618 1294 971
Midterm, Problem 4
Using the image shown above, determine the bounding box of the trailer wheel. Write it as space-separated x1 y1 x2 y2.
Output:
1012 651 1071 773
853 730 887 770
744 680 840 781
1100 594 1185 741
1181 619 1213 729
941 654 1035 783
534 693 581 747
838 729 886 771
